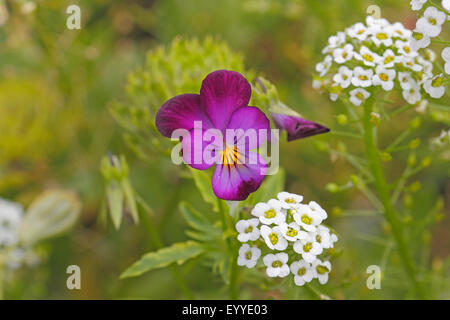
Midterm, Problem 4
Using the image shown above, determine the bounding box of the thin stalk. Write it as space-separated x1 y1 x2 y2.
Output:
304 283 331 300
217 199 239 299
362 99 427 299
0 265 3 300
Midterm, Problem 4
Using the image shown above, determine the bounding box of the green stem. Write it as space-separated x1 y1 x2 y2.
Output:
362 99 427 299
217 199 239 299
0 265 3 300
304 283 331 300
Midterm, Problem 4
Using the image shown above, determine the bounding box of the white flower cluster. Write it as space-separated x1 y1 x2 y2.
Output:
431 128 450 147
314 16 444 107
236 192 338 286
409 1 449 94
0 198 38 270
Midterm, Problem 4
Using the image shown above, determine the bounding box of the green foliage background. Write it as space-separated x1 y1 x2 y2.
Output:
0 0 448 299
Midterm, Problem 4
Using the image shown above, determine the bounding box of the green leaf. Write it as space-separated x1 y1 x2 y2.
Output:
120 241 205 279
122 179 139 224
189 167 218 212
106 180 124 230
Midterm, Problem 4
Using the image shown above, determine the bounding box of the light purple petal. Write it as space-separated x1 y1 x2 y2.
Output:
200 70 251 131
225 106 270 151
155 94 213 138
212 152 267 201
271 113 330 142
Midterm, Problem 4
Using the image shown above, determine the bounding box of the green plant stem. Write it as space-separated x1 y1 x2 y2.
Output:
0 265 3 300
304 283 331 300
217 199 239 300
362 99 427 299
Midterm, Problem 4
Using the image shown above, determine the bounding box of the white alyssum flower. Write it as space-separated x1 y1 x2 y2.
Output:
389 22 412 39
260 225 288 250
315 55 332 76
395 40 417 58
349 88 370 106
237 244 261 268
371 25 393 47
333 43 354 64
290 260 314 286
346 22 369 41
312 259 332 284
276 191 303 209
263 253 290 277
378 49 396 68
0 198 24 248
332 66 353 88
351 67 373 87
415 99 428 113
403 83 423 104
293 232 323 263
310 225 335 250
409 30 430 51
372 66 396 91
442 47 450 75
355 46 379 67
308 201 327 221
416 7 446 37
432 129 450 147
423 74 445 98
293 204 324 232
442 0 450 11
251 199 285 225
279 222 304 242
236 218 260 242
410 0 427 11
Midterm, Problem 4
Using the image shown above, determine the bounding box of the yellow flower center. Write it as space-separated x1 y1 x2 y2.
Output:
432 77 443 87
379 73 389 81
269 232 278 245
245 226 253 233
264 208 277 219
316 265 330 274
355 92 364 100
297 267 306 276
316 235 322 243
376 32 388 40
303 242 313 252
359 75 368 81
285 198 295 203
286 227 298 238
384 56 394 64
245 251 252 260
301 214 312 225
357 29 365 35
272 260 282 268
428 18 437 25
362 54 373 62
403 46 410 53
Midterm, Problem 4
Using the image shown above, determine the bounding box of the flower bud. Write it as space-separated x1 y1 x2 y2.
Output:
19 190 81 246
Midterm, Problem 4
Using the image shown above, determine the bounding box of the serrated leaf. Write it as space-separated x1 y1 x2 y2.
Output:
120 241 205 279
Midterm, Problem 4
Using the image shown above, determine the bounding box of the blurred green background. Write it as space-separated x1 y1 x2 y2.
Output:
0 0 448 299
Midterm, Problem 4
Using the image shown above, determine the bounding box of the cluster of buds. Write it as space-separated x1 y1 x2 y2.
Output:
235 192 337 286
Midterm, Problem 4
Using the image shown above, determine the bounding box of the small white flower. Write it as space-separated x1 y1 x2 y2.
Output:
389 22 412 39
410 0 427 11
315 55 332 76
290 260 314 286
398 72 415 89
251 199 285 225
312 259 332 285
237 244 261 268
409 30 430 51
263 253 290 278
351 67 374 87
236 218 260 242
333 43 354 64
442 47 450 75
443 0 450 12
424 48 436 62
293 233 323 263
279 222 304 242
371 25 393 47
378 49 396 68
332 66 353 88
372 65 396 91
327 32 346 49
400 56 423 72
354 46 379 67
416 7 446 37
0 198 23 248
260 225 288 250
432 129 450 146
349 88 370 106
395 40 417 58
415 99 428 113
308 201 327 220
293 204 323 232
403 84 422 104
346 22 369 41
314 225 337 249
276 191 303 209
423 74 445 98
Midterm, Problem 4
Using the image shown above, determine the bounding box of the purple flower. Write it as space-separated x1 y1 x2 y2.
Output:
271 113 330 142
155 70 270 201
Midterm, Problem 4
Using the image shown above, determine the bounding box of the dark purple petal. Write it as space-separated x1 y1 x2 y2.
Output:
181 128 222 170
200 70 251 131
271 113 330 142
211 152 267 201
155 94 213 138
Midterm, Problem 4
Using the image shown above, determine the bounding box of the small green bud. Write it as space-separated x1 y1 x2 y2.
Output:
407 153 417 166
336 114 348 125
314 141 329 152
403 194 413 208
332 206 342 217
326 183 339 193
403 215 412 224
380 152 392 162
421 157 431 168
409 117 421 129
408 138 420 149
409 181 421 192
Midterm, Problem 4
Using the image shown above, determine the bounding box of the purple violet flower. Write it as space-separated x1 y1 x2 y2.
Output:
271 113 330 142
155 70 270 201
